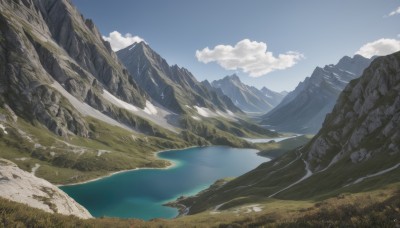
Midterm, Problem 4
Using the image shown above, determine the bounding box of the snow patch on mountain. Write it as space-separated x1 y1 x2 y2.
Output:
194 106 213 117
51 82 133 131
143 101 158 115
192 116 201 121
0 124 7 135
103 90 139 112
102 89 178 132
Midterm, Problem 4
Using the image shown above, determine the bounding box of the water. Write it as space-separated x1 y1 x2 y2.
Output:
60 146 269 220
242 134 301 143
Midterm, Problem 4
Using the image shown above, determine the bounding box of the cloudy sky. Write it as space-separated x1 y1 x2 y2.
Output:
72 0 400 92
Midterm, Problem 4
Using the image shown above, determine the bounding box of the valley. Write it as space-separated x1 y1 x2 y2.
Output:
0 0 399 227
60 146 270 220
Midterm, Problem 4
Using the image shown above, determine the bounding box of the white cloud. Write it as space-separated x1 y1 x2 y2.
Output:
102 31 145 51
387 6 400 17
355 38 400 58
195 39 303 77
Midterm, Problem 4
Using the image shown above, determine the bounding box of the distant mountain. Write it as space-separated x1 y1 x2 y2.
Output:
211 75 285 113
117 43 241 114
173 51 400 214
261 55 373 133
261 87 288 99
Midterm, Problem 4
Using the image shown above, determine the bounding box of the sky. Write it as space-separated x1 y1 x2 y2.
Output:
71 0 400 92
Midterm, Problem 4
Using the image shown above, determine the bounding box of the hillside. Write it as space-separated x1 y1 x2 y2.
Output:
173 51 400 214
0 0 277 189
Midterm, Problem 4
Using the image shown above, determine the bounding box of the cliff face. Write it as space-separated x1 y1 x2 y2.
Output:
0 159 92 218
262 55 373 133
117 42 241 114
305 52 400 172
0 0 148 137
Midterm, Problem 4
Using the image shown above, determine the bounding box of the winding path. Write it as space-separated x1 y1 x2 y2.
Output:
269 158 313 198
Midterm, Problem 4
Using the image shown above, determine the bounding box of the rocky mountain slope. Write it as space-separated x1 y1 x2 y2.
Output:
173 51 400 214
0 0 277 187
0 0 281 216
0 0 158 137
0 159 91 218
261 55 373 133
211 75 285 113
117 42 241 115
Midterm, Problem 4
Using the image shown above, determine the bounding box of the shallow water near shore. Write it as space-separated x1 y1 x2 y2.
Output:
60 146 269 220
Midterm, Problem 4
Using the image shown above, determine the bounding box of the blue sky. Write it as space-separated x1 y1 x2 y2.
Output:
72 0 400 92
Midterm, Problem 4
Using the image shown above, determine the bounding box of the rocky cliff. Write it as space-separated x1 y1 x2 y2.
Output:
261 55 373 133
0 0 157 138
0 159 92 218
117 42 241 114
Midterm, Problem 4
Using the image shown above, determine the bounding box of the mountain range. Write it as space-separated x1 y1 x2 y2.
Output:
0 0 277 216
211 74 286 113
117 42 241 115
261 55 374 133
174 51 400 216
0 0 399 226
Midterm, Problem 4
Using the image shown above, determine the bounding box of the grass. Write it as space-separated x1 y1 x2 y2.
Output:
173 129 400 214
179 115 254 148
0 183 398 227
256 134 313 158
0 106 191 184
173 139 310 214
0 103 276 185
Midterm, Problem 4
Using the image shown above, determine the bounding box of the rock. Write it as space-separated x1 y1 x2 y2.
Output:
261 55 374 133
0 0 148 136
306 51 400 171
117 42 241 114
0 159 92 218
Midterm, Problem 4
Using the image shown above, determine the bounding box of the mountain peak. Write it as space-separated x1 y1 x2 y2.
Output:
117 40 241 114
211 76 285 113
336 54 370 76
262 54 373 133
227 74 241 81
337 54 369 66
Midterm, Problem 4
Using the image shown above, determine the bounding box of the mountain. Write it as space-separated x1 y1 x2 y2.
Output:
0 0 174 138
261 55 373 133
0 0 277 193
117 42 241 115
116 42 278 146
0 0 199 189
261 87 287 100
172 51 400 214
211 75 285 113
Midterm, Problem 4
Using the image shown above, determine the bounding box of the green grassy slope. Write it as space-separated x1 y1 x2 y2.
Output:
0 108 191 184
170 52 400 215
0 102 278 185
0 183 398 227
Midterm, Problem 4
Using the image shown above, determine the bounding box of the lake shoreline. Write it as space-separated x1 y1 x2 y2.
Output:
59 146 269 220
57 145 206 187
58 135 295 187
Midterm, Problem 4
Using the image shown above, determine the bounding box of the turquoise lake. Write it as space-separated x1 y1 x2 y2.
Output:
60 146 269 220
